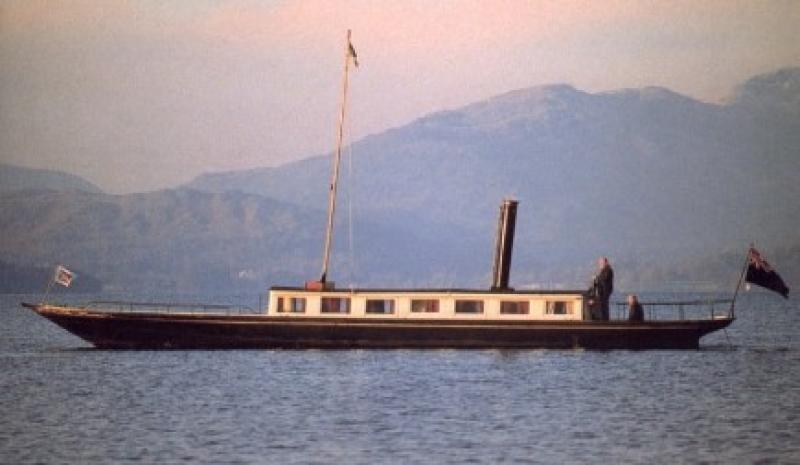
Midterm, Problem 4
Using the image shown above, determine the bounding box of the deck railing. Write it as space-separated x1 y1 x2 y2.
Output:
612 299 733 321
82 300 256 315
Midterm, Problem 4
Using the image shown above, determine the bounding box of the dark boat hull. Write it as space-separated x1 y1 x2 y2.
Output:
23 303 733 350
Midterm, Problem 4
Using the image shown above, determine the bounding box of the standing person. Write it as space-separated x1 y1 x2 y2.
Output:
590 257 614 321
627 294 644 322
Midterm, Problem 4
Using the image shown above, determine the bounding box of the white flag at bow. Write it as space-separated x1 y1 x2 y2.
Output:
53 265 75 287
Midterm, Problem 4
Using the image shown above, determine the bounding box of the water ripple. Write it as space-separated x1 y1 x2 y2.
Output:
2 293 799 464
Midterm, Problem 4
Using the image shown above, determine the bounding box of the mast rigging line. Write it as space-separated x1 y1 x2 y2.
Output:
346 106 357 289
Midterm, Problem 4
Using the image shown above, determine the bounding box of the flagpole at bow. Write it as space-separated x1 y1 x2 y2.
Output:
729 244 753 318
40 276 55 305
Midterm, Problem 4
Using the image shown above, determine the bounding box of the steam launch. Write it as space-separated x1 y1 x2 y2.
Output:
21 30 742 350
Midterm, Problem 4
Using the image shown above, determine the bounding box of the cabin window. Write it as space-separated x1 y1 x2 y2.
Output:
277 297 306 313
500 301 530 314
321 297 351 314
545 301 573 315
366 299 395 314
411 299 439 313
455 300 484 314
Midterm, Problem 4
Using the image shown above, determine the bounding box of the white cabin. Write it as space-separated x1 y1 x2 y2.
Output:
267 287 587 321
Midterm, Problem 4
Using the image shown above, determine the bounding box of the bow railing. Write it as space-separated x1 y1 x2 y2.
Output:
82 300 256 315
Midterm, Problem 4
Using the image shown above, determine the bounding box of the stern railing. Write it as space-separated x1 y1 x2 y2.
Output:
613 299 733 321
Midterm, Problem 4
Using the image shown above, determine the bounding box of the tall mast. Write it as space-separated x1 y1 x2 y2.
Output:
320 30 356 284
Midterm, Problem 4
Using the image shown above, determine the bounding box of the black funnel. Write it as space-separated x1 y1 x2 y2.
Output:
491 199 518 291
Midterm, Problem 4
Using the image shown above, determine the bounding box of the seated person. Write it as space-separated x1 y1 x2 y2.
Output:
627 294 644 322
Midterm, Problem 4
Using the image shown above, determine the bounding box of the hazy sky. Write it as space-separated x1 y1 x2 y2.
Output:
1 0 798 193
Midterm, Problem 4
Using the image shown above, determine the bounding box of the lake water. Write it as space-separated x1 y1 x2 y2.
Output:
1 292 798 464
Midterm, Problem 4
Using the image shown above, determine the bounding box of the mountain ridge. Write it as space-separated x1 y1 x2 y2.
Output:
2 67 798 293
0 163 103 194
0 188 483 292
186 67 800 262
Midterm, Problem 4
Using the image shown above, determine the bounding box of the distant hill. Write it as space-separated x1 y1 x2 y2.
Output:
0 163 103 193
0 189 479 293
187 68 800 283
2 68 798 293
730 67 800 116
